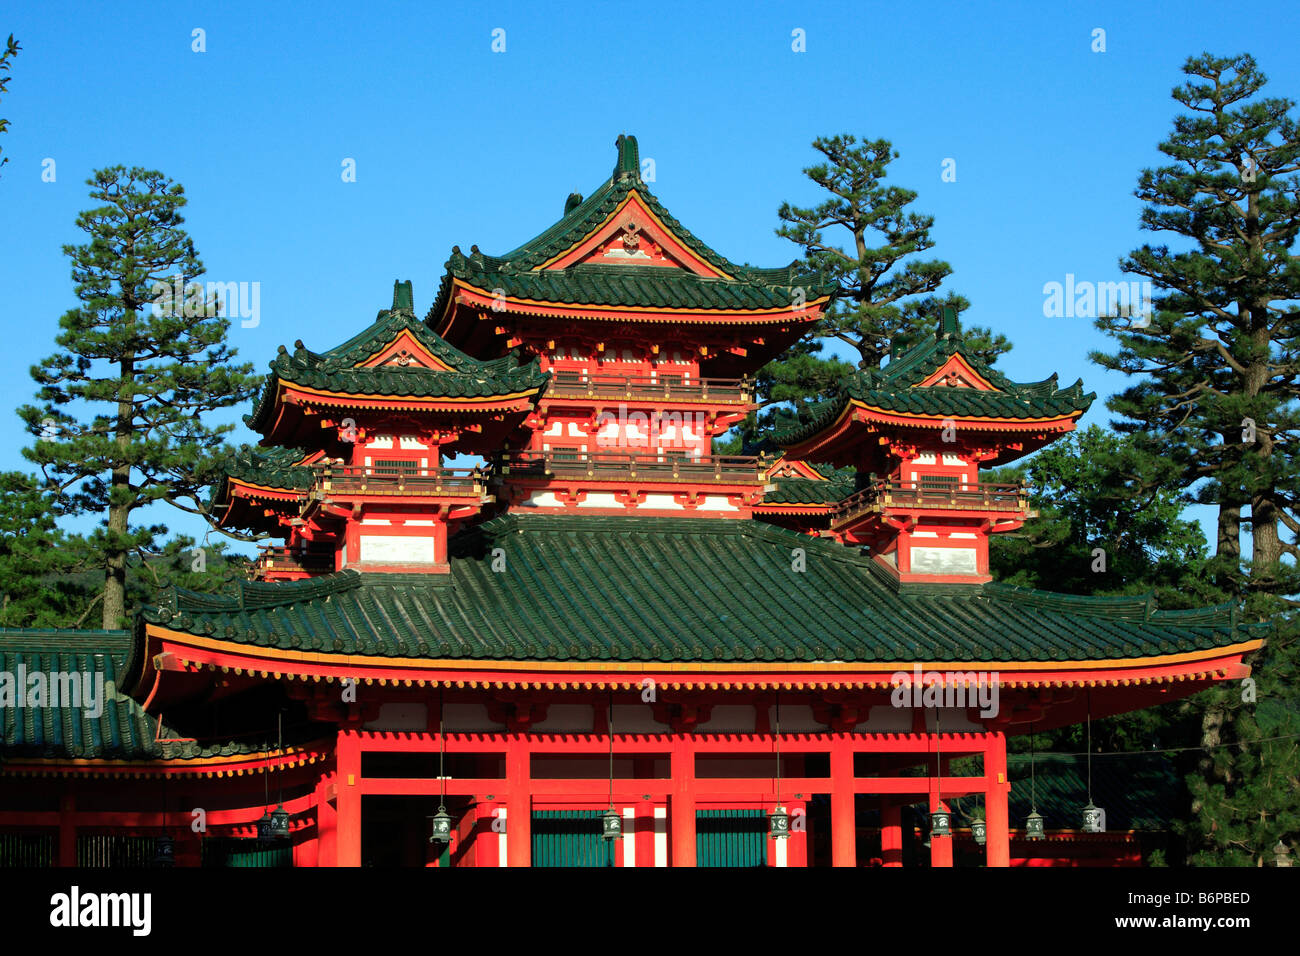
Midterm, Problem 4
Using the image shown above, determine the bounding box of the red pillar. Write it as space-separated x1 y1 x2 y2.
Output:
336 728 362 867
474 800 502 867
58 791 76 867
506 736 531 867
830 737 856 867
986 732 1011 867
880 801 903 867
788 798 808 867
314 771 337 866
670 735 696 867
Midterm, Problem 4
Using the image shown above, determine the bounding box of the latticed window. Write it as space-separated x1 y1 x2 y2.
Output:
919 473 960 492
372 459 419 477
549 446 584 462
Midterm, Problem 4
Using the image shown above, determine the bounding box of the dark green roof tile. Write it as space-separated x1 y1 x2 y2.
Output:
139 515 1253 665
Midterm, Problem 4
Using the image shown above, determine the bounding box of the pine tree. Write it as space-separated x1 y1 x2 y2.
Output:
1090 53 1300 601
18 167 263 629
0 34 19 176
730 135 1008 448
0 471 90 628
1090 52 1300 866
988 426 1221 606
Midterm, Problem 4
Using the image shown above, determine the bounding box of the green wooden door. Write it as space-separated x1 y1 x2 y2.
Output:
531 810 615 867
696 809 767 867
202 837 293 867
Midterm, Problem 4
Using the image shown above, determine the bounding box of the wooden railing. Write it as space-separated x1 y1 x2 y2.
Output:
832 479 1028 526
495 450 768 484
545 371 752 404
311 465 486 497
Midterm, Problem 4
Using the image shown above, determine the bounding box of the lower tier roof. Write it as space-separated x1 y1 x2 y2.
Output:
140 514 1257 665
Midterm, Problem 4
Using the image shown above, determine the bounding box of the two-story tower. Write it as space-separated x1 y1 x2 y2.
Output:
426 134 837 519
773 310 1093 582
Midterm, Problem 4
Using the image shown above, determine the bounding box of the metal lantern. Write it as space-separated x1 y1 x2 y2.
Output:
256 811 274 844
930 808 951 838
429 807 454 844
602 808 622 841
269 804 291 840
971 815 986 846
1081 802 1104 834
153 833 175 867
768 806 791 840
1025 808 1045 841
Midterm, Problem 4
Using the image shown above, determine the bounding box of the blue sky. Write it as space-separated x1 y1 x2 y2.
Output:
3 0 1298 555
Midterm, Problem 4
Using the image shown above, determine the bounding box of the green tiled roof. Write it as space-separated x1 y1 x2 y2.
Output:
775 313 1095 447
139 515 1252 664
427 134 836 321
219 446 315 492
760 475 856 506
245 281 548 432
0 629 272 760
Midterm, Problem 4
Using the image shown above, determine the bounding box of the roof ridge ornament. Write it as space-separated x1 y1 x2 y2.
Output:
614 133 640 182
939 306 960 339
391 279 414 314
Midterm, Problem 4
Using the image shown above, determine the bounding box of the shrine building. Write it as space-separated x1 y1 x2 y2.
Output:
0 135 1265 868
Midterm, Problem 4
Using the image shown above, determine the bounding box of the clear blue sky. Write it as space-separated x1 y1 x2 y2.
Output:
3 0 1298 554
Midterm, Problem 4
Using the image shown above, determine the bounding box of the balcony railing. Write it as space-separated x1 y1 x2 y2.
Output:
545 371 752 404
832 479 1028 526
310 465 486 497
495 450 768 484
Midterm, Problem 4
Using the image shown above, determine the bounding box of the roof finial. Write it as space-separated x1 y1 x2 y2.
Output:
392 279 414 313
939 306 960 338
565 191 584 214
614 133 640 181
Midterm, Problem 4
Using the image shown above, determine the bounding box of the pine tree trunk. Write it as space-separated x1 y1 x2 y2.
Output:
102 344 135 630
1217 503 1241 560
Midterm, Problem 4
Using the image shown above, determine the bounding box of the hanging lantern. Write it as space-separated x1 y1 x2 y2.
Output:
256 811 274 844
1081 802 1104 834
429 807 454 844
602 808 622 841
269 804 291 840
970 814 986 846
1025 808 1046 841
768 806 791 839
930 808 951 838
153 833 175 867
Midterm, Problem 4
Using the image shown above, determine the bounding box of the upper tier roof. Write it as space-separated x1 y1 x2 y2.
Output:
140 514 1257 666
245 281 548 433
776 310 1095 450
426 134 837 329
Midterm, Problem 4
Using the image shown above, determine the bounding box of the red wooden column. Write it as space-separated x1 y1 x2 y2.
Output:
474 800 502 867
670 735 696 867
880 800 903 867
830 736 856 867
985 731 1011 867
336 728 362 867
928 751 953 868
505 736 531 867
313 771 337 866
58 791 76 867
